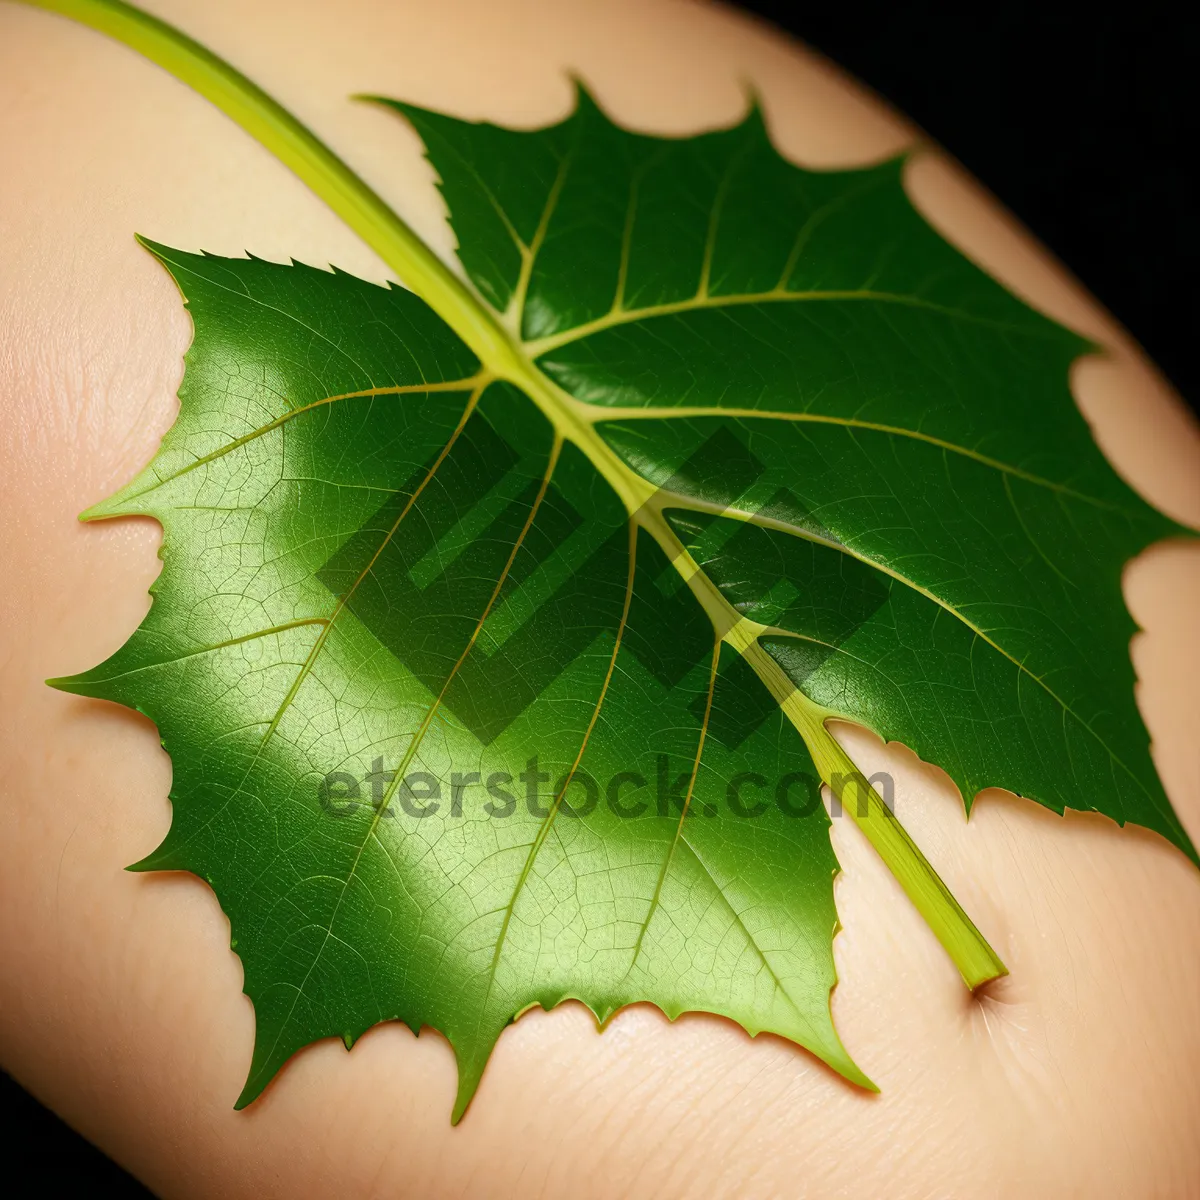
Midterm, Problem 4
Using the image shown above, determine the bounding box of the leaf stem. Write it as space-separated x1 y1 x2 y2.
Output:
687 556 1007 990
747 644 1007 989
17 0 520 373
17 0 1006 990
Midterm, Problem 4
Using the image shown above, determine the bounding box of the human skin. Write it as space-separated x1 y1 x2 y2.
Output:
1 0 1199 1196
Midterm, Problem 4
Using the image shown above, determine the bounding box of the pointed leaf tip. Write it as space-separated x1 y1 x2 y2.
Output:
565 73 608 120
79 498 124 522
45 675 81 694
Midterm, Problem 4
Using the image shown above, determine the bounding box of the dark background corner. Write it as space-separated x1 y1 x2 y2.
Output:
733 0 1197 415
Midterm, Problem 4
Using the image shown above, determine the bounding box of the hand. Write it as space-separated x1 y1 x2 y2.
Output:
2 2 1198 1195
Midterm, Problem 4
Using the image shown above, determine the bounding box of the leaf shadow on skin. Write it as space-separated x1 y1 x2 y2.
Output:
461 998 883 1124
236 994 879 1120
52 692 160 742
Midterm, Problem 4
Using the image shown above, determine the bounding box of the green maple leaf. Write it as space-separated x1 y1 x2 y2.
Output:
30 0 1195 1120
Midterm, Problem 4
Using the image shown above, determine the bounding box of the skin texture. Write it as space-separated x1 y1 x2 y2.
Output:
2 0 1199 1195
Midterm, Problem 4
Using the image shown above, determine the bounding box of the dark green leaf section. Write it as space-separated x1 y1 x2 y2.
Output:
395 87 1194 860
384 99 571 314
670 509 1192 852
623 409 1189 854
59 248 862 1117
